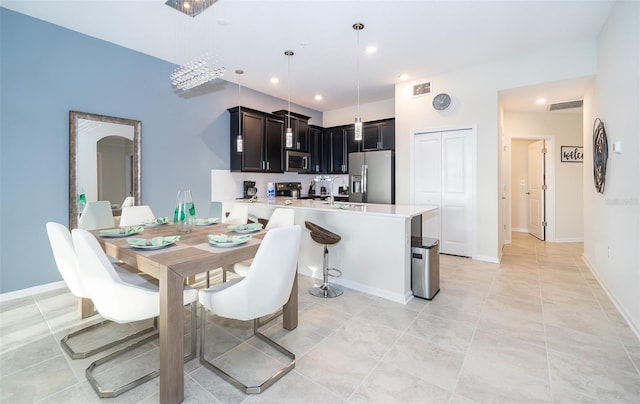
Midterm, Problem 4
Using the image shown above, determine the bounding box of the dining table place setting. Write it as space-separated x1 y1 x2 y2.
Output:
142 217 169 226
226 222 264 234
126 235 181 250
98 226 144 238
194 217 220 226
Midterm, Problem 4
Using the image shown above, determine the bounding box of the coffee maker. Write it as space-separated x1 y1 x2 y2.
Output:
243 181 257 199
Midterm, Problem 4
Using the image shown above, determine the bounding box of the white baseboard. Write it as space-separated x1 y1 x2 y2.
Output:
581 255 640 342
296 268 409 304
551 237 584 243
473 255 500 264
0 281 67 303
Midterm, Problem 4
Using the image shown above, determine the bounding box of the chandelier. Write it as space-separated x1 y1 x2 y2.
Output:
165 0 218 18
166 0 224 91
170 53 225 91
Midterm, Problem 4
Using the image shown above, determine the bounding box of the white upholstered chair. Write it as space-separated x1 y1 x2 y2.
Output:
77 201 114 230
119 205 155 226
223 208 295 282
72 228 198 398
46 222 155 359
198 225 302 394
120 196 135 208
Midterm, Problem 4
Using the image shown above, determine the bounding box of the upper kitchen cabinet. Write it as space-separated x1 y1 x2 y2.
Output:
308 125 325 174
272 110 310 152
324 126 348 174
229 107 284 173
362 118 395 151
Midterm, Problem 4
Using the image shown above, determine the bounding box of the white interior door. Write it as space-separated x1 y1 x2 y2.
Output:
527 140 545 240
413 134 441 240
414 129 473 257
441 130 473 256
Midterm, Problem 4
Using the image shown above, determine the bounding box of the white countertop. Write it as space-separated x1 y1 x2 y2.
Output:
231 197 437 218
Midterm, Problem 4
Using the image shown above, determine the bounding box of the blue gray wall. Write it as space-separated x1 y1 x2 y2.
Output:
0 8 321 293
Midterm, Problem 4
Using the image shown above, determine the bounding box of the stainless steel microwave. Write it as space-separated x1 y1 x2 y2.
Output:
285 150 310 173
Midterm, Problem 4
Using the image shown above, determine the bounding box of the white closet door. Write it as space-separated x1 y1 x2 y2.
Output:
413 133 442 240
414 129 473 257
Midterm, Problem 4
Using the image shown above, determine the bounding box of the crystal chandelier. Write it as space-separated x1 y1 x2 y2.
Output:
353 22 364 141
170 53 225 91
165 0 218 18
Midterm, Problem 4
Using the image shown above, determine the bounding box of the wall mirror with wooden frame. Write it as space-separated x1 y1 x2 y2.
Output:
69 111 141 229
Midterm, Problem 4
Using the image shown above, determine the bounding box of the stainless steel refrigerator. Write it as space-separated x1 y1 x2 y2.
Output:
349 150 395 204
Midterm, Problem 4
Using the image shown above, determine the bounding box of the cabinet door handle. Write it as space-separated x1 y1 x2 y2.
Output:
297 141 300 150
266 161 270 170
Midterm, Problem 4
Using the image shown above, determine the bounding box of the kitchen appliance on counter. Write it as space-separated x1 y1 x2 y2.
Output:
242 181 258 199
275 182 302 198
349 150 395 204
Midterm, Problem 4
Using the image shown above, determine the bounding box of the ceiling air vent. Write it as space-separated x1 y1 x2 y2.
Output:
548 100 583 111
413 81 432 97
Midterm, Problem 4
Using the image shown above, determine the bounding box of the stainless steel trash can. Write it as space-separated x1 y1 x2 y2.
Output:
411 238 440 300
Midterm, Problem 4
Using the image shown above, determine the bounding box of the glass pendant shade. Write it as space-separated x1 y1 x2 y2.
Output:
285 127 293 148
236 134 243 152
354 117 363 141
236 69 244 153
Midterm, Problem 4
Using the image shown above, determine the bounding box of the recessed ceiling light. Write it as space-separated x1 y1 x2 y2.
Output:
270 77 279 84
315 95 323 101
536 98 547 104
365 46 377 54
399 74 409 81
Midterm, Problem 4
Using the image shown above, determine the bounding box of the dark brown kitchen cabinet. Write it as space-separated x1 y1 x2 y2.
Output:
272 110 310 152
362 118 395 151
324 126 348 174
308 125 325 173
229 106 284 172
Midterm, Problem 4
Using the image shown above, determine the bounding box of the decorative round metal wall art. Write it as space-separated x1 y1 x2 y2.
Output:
592 118 608 194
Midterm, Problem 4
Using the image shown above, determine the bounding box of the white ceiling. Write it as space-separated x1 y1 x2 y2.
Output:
2 0 614 113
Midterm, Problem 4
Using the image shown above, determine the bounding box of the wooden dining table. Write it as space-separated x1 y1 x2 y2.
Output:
92 222 299 403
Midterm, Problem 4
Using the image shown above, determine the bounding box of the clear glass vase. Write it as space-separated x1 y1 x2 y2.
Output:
174 190 196 233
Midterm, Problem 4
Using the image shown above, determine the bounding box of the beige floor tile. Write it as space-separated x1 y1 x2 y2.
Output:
348 362 452 403
407 312 475 352
0 356 77 403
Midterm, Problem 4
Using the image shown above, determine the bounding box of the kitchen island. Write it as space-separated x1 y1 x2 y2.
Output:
222 197 438 303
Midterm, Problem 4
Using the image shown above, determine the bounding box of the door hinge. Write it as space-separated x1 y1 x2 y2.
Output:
542 221 548 227
542 147 547 154
542 184 548 190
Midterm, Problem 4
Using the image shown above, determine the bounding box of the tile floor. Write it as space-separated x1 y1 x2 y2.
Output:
1 233 639 403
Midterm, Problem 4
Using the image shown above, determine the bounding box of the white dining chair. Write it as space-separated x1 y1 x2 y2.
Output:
46 222 155 359
120 196 135 208
198 225 302 394
224 204 248 224
77 201 115 230
119 205 155 226
209 201 223 219
222 208 295 282
72 228 199 398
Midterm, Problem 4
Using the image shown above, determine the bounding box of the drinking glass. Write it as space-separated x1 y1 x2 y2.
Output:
174 190 195 233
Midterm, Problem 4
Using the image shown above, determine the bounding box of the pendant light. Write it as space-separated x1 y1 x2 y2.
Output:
285 50 294 148
353 22 364 141
236 69 244 152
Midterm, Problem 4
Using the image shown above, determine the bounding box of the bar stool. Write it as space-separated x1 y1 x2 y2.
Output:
305 221 343 298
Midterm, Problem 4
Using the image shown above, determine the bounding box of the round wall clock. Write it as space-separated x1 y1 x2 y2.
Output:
592 118 608 194
432 93 451 111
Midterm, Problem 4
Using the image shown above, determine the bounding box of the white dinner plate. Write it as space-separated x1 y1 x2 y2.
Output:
208 239 249 248
99 230 141 238
195 218 220 226
143 222 168 227
229 228 261 234
129 242 175 250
